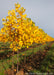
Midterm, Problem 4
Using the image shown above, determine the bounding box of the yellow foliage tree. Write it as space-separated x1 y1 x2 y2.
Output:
0 3 54 74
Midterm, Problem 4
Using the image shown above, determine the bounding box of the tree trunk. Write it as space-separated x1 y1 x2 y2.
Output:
12 51 14 75
17 50 19 73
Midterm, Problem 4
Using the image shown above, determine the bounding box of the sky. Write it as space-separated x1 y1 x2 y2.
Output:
0 0 54 38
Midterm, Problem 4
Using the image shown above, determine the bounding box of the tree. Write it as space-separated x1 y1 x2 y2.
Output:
0 2 53 74
0 3 38 74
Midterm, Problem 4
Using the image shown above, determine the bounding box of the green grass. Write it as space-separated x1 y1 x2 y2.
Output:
0 42 53 75
30 42 54 73
40 43 54 72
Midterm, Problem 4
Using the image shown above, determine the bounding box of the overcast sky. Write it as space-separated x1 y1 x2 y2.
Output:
0 0 54 37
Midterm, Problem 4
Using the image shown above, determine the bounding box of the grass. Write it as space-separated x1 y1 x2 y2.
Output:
30 42 54 73
40 43 54 72
0 42 53 75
